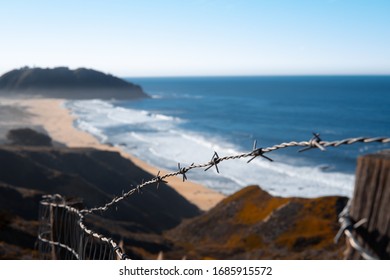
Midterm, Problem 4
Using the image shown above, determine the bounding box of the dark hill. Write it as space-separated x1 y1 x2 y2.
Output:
0 146 200 232
0 130 200 259
0 66 149 99
6 128 52 147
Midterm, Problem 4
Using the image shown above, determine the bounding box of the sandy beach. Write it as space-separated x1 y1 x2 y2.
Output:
0 97 225 211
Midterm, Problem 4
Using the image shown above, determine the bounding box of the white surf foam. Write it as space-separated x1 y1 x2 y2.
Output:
65 99 355 198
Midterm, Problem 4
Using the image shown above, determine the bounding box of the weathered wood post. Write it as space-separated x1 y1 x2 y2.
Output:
345 151 390 259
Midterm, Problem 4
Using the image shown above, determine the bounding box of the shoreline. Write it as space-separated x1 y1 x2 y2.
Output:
0 97 225 211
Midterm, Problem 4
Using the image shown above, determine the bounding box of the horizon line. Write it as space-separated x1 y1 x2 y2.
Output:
123 73 390 79
1 66 389 79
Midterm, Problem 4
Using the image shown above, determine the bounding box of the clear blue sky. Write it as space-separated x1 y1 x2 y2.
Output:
1 0 389 77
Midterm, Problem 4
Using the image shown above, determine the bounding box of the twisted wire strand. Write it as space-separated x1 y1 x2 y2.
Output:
80 136 390 215
38 232 80 260
336 200 379 260
38 135 389 260
39 195 128 260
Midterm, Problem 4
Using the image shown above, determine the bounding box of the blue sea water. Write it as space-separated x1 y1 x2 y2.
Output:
65 76 390 198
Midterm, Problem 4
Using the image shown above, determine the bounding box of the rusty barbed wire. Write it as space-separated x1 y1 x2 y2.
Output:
38 134 390 260
80 135 390 215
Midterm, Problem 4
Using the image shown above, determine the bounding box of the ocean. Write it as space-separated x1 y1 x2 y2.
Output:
65 76 390 198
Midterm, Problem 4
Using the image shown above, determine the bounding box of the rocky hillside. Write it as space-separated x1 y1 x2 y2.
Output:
165 185 348 259
0 67 148 99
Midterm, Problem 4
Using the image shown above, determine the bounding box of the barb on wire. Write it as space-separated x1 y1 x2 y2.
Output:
155 171 167 189
178 163 188 182
335 200 379 260
205 151 221 173
248 140 273 163
138 180 145 193
299 132 326 152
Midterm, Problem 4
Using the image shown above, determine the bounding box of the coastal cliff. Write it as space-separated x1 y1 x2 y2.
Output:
0 67 149 99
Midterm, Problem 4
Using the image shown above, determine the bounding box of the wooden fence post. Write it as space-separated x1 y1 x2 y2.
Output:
345 150 390 259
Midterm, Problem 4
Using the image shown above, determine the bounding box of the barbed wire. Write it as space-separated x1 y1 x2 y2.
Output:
38 232 80 259
39 195 128 260
335 200 379 260
80 135 390 215
37 134 390 260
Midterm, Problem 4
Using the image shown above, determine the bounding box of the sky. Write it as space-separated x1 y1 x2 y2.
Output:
0 0 389 77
